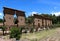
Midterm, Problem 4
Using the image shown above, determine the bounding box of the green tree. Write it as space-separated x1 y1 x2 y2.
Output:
52 14 57 24
26 16 34 24
10 27 22 41
0 19 3 23
57 15 60 24
41 14 57 24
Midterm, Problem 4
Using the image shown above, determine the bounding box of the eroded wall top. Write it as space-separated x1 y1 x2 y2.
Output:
3 7 25 17
3 7 15 15
33 14 52 20
16 10 25 17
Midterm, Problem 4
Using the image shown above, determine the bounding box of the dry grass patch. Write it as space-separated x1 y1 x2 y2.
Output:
21 29 56 40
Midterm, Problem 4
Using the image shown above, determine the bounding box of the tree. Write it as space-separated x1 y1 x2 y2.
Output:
26 16 34 24
10 27 22 41
57 15 60 24
41 14 57 24
0 19 3 23
52 14 57 24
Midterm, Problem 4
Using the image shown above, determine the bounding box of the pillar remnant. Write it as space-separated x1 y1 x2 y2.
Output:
3 7 15 27
16 10 25 27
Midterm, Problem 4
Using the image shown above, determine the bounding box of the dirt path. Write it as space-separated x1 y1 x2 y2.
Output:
39 28 60 41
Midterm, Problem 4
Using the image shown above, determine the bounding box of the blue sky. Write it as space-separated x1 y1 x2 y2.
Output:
0 0 60 19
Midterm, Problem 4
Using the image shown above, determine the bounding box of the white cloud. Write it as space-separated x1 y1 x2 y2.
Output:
31 11 38 14
0 12 3 19
28 11 41 16
0 13 2 16
31 11 41 16
30 11 38 16
51 12 60 16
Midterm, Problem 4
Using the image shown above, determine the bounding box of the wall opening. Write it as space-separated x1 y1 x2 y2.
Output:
38 23 40 27
14 13 18 24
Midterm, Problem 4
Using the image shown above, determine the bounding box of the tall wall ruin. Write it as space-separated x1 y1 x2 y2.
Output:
3 7 15 27
3 7 52 31
3 7 25 29
16 10 25 27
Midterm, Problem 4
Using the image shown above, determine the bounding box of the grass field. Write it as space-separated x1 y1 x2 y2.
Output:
0 27 59 41
21 28 56 41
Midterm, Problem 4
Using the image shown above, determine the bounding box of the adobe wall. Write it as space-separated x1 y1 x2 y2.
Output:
16 10 25 27
4 14 14 26
3 7 26 29
33 14 52 29
3 7 52 31
3 7 15 27
43 19 46 27
34 18 42 27
46 19 52 27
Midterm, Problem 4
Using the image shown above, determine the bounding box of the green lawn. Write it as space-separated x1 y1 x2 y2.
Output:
21 28 56 40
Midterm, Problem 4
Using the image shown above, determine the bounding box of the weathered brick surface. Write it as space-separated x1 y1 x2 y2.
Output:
33 14 52 28
3 7 15 27
3 7 25 28
16 10 25 26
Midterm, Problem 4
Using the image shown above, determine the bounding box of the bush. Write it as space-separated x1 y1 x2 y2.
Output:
10 26 22 40
30 26 34 33
0 26 6 35
51 24 60 29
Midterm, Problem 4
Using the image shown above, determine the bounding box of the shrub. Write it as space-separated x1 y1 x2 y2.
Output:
10 26 22 40
30 26 34 33
0 26 6 35
51 24 60 29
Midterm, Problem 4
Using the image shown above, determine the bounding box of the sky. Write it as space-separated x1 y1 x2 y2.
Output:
0 0 60 19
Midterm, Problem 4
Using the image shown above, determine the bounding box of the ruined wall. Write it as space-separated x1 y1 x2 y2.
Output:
50 20 52 26
3 7 26 28
43 19 46 27
3 7 15 26
16 10 25 27
3 7 52 31
34 18 42 27
46 19 52 27
48 20 51 26
4 14 14 26
49 20 52 26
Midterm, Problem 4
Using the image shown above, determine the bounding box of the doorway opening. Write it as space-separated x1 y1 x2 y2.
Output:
38 23 40 27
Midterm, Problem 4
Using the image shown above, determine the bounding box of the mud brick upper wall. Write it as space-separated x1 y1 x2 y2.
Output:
33 14 52 20
16 10 25 17
3 7 25 17
3 7 15 15
33 14 44 19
